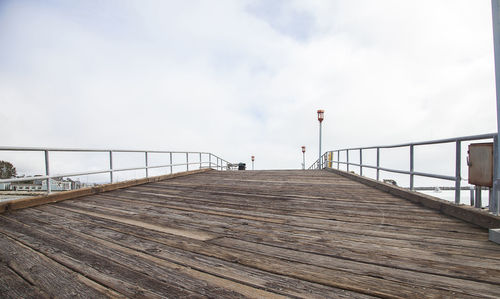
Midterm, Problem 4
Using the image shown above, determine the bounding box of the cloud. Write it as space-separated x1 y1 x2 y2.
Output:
0 0 497 180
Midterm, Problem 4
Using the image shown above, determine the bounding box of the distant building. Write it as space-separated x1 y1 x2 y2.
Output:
8 177 80 191
0 183 11 191
10 183 43 191
42 178 72 191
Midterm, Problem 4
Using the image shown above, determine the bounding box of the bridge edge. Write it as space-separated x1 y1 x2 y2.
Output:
0 168 213 214
324 168 500 229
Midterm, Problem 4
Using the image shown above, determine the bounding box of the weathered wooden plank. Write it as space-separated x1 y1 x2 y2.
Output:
0 215 206 298
137 175 488 231
5 211 289 299
57 198 500 284
37 206 486 298
57 205 216 241
212 237 500 297
0 263 49 299
325 168 500 228
27 206 376 299
0 168 211 213
62 193 493 253
122 185 461 221
127 184 453 216
106 189 484 232
66 193 487 242
0 232 120 299
1 169 499 298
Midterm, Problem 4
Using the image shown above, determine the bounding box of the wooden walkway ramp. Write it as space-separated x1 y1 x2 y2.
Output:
1 170 500 298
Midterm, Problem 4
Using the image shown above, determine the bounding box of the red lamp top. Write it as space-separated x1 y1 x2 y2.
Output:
301 146 306 153
317 109 324 122
251 156 255 161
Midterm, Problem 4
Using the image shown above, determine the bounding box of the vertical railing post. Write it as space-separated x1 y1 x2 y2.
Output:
475 186 482 208
376 147 380 181
330 151 333 168
199 152 202 169
170 152 173 174
455 140 461 204
209 154 212 169
337 151 340 169
186 153 189 171
145 152 149 178
491 0 500 214
109 151 113 183
346 150 350 172
410 145 414 191
491 136 499 214
359 149 363 176
302 152 305 170
44 150 51 194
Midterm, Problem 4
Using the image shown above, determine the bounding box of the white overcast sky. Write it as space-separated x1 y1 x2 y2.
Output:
0 0 498 171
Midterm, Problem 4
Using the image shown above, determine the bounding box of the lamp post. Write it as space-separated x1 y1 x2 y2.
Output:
301 146 306 170
317 109 324 169
251 156 255 170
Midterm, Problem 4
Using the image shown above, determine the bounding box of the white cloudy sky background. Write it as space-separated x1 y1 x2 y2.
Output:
0 0 497 174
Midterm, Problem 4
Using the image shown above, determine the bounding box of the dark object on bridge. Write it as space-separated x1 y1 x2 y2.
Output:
383 179 397 186
238 163 246 170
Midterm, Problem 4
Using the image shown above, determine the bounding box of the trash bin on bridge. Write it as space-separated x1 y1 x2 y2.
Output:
238 163 246 170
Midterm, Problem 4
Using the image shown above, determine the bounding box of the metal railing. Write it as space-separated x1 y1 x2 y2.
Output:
0 147 232 194
309 133 498 213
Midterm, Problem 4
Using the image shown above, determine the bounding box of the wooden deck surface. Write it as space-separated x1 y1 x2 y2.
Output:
1 170 499 298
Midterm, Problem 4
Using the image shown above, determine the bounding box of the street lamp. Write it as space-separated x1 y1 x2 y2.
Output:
301 146 306 170
251 156 255 170
317 109 324 169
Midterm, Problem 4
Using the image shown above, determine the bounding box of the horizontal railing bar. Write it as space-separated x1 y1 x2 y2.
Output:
0 146 212 155
331 133 496 152
111 162 210 173
412 171 455 181
414 186 481 191
331 161 455 181
0 169 111 183
146 162 210 170
0 161 222 184
210 154 230 164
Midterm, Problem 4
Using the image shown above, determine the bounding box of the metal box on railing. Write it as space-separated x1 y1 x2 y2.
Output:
468 143 494 187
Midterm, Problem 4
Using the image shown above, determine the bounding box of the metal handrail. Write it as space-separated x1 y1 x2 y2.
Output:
309 133 498 212
0 147 232 193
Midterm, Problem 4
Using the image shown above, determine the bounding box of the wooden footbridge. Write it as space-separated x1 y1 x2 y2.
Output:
1 169 500 298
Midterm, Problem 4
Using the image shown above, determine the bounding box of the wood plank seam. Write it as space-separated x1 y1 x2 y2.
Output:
211 236 500 287
26 205 387 298
0 216 196 298
1 213 289 299
79 192 487 243
0 229 125 298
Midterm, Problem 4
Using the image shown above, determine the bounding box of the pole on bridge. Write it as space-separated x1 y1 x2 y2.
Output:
317 110 324 169
491 0 500 214
301 146 306 170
